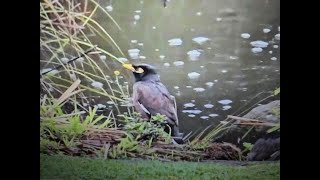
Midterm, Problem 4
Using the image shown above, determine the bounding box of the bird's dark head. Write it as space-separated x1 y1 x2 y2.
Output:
123 63 160 82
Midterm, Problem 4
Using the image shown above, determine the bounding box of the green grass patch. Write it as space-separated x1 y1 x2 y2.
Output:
40 154 280 180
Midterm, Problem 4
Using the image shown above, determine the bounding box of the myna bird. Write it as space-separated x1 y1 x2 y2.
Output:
123 63 183 139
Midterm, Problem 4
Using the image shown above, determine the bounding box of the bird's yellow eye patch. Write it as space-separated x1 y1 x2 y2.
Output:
122 63 144 73
135 67 144 73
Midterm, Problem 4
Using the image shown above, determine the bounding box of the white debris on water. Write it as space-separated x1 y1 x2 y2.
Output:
168 38 182 46
209 114 219 117
187 49 201 61
204 104 214 108
250 40 269 48
173 61 184 66
251 47 263 53
188 72 200 79
159 55 165 60
222 105 232 110
69 73 76 81
193 87 205 92
263 28 271 33
205 82 214 87
218 99 232 105
128 49 140 59
200 116 209 120
192 37 210 45
105 5 113 12
134 14 140 20
229 56 239 60
182 110 202 114
139 56 146 59
77 57 85 63
95 104 106 109
118 57 128 63
61 57 69 63
241 33 250 39
106 101 114 105
184 103 195 108
91 81 103 89
100 55 107 61
163 63 170 67
40 68 59 75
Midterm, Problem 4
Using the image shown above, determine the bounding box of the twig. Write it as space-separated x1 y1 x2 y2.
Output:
104 143 111 159
40 46 97 77
227 115 263 122
235 122 276 127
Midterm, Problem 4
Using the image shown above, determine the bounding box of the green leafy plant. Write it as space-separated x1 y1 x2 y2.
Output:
267 123 280 133
242 142 253 153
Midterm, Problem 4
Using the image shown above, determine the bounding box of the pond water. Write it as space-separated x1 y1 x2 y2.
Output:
43 0 280 135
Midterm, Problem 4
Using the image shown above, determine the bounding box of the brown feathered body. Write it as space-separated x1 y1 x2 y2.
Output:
130 64 181 137
133 81 178 126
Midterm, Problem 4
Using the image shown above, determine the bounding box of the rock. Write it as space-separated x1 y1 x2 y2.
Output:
243 100 280 123
214 100 280 148
247 137 280 161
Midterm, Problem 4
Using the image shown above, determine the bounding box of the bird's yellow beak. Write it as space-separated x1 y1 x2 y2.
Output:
123 63 135 71
122 63 144 73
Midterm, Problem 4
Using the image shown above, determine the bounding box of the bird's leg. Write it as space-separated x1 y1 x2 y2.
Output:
171 125 183 138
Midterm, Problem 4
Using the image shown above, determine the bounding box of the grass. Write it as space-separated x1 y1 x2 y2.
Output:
40 154 280 180
40 0 131 117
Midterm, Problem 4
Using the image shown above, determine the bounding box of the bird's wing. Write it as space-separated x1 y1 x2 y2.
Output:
153 82 172 100
132 82 151 119
132 81 178 126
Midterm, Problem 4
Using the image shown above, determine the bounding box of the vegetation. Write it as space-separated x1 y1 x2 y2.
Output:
40 154 280 180
40 84 239 160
